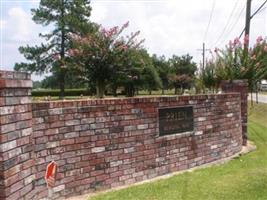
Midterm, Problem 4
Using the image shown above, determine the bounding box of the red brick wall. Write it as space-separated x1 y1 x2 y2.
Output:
32 94 243 199
221 80 248 145
0 71 35 200
0 70 246 200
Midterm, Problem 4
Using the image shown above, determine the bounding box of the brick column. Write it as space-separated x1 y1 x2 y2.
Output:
221 80 248 146
0 71 35 200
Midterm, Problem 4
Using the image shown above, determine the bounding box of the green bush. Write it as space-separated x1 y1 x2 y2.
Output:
32 88 92 97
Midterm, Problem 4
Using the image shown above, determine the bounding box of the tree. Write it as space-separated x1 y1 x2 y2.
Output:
14 0 94 99
169 54 197 94
70 22 144 98
200 60 220 93
152 54 171 94
210 36 267 92
204 36 267 105
109 48 145 97
41 72 86 89
118 49 162 97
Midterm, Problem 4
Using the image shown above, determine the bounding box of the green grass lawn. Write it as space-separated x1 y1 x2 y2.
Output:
89 103 267 200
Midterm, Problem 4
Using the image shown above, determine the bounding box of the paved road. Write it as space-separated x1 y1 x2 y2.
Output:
249 93 267 103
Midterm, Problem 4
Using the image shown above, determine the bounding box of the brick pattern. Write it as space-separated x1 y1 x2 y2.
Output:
32 94 242 199
221 80 248 145
0 70 35 200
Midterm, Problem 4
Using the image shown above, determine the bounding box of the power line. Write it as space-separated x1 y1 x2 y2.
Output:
251 0 267 19
211 0 240 48
239 0 267 38
203 0 216 42
254 6 267 16
217 3 246 47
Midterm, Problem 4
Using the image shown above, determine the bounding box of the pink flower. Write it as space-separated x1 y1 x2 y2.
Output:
68 49 80 56
256 36 263 44
101 27 108 35
122 21 129 29
234 37 241 46
119 44 128 51
109 26 119 35
243 34 249 45
68 49 75 56
53 54 61 60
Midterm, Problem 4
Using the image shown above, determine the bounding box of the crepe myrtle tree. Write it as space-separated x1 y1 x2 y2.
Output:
203 35 267 104
209 36 267 91
69 21 145 98
199 57 224 93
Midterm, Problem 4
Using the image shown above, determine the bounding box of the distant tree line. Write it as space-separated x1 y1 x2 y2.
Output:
32 53 197 97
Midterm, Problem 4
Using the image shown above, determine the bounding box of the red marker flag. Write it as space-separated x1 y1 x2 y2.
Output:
45 161 57 188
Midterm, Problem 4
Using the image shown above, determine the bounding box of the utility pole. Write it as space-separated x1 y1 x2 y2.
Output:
197 42 210 71
244 0 252 52
244 0 253 105
202 43 205 70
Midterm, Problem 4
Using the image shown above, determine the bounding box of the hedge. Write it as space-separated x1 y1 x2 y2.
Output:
32 88 92 97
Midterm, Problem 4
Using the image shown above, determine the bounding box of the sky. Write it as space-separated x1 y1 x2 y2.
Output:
0 0 267 80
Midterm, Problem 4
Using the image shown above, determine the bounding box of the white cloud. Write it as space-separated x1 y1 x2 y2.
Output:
6 7 37 42
90 0 267 63
91 2 108 22
1 6 44 80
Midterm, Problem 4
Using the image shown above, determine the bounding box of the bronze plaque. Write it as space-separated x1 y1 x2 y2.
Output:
159 106 193 136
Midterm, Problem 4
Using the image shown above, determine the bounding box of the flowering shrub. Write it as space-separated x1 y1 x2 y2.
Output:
68 22 145 98
203 35 267 92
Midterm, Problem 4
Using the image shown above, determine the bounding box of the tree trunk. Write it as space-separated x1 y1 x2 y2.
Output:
112 86 117 97
251 91 253 106
256 83 258 104
180 86 184 95
96 80 105 98
161 89 165 95
59 0 66 100
59 70 66 99
126 84 135 97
